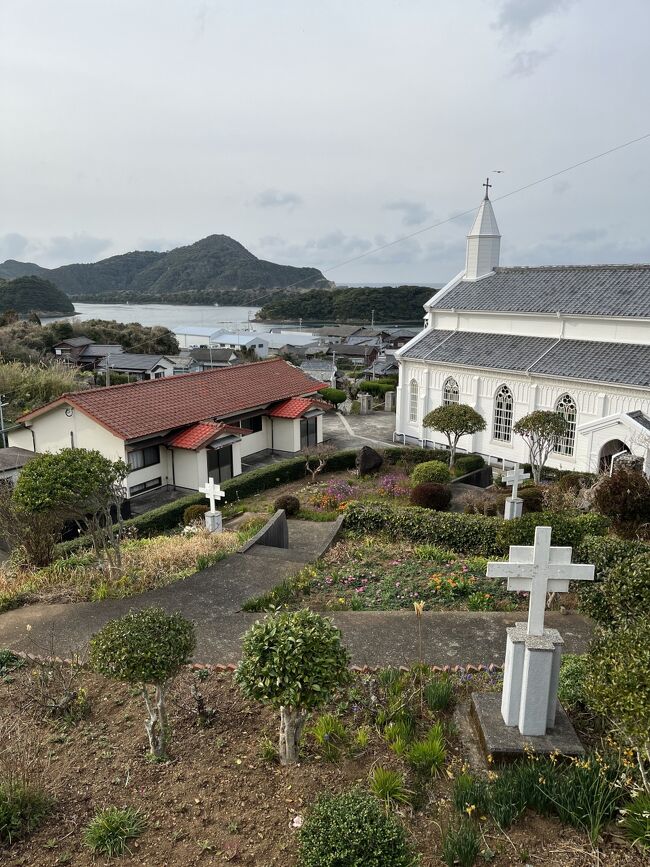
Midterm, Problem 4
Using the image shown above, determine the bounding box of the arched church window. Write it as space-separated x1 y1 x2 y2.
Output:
409 379 419 424
442 377 460 406
554 393 577 456
493 384 513 442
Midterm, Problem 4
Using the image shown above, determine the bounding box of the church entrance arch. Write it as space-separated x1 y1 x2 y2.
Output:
598 439 630 473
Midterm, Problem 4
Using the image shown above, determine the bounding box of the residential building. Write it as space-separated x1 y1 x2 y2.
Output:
0 447 39 484
8 358 327 497
174 327 225 349
53 337 124 370
310 325 363 344
98 354 176 380
187 348 241 370
395 186 650 475
322 343 379 366
300 359 337 388
206 331 270 358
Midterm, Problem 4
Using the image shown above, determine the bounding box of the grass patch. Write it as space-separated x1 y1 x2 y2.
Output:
0 782 50 845
83 806 147 856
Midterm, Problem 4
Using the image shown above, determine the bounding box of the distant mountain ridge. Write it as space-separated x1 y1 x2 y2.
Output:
0 235 332 303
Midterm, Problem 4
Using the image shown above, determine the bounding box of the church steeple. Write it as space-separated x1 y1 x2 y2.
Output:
465 179 501 280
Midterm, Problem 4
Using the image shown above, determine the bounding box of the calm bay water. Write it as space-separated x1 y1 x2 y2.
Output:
46 302 262 331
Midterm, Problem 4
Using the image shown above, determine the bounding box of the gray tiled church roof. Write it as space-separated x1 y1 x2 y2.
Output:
402 329 650 388
432 265 650 318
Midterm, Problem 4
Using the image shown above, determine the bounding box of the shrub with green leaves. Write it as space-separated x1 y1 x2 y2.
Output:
320 387 346 406
574 534 648 578
409 482 452 511
593 465 650 536
83 806 146 856
411 460 451 485
273 494 301 516
235 609 350 764
452 453 485 478
182 504 209 525
579 553 650 627
422 404 486 467
89 607 195 758
557 653 590 710
298 788 418 867
586 619 650 779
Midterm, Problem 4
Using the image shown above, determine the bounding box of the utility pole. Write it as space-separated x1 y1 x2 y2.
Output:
371 309 375 328
299 317 303 331
0 394 7 448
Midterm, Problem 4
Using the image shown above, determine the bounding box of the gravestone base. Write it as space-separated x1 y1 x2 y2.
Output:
204 511 223 534
504 496 523 520
471 693 584 763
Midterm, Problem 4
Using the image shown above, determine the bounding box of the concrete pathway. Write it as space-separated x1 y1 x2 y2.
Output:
0 519 593 668
322 410 397 450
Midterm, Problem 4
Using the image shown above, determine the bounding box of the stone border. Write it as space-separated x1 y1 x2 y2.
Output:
239 509 288 552
7 648 502 675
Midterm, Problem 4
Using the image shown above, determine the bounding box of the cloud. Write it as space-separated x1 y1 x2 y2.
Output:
138 237 184 252
254 189 302 210
512 229 650 266
0 233 112 267
384 200 433 226
508 48 554 77
494 0 575 35
257 231 372 265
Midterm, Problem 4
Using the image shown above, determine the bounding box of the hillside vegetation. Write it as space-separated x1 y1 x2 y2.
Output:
0 235 331 302
0 275 74 315
257 285 433 322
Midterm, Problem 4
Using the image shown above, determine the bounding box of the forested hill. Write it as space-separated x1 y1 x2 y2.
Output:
257 286 434 322
0 235 331 302
0 276 74 315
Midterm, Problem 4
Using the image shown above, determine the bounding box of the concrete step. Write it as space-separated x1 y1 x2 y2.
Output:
244 545 311 563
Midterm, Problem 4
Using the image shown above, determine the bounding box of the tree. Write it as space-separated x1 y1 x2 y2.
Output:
235 609 350 764
89 608 195 759
0 482 61 566
513 411 567 484
13 449 129 572
422 404 486 467
301 442 335 483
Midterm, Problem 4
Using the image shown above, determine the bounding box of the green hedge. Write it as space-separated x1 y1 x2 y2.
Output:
357 380 394 397
574 534 649 578
343 503 609 556
382 446 449 466
452 453 485 477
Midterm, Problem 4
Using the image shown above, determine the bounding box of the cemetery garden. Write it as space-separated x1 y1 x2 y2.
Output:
0 436 648 865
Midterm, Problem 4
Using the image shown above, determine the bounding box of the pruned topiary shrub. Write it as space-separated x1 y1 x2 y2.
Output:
273 494 301 516
593 466 650 537
579 553 650 627
452 453 485 478
411 460 451 485
410 483 452 511
89 607 196 759
235 609 350 764
517 485 545 513
298 788 418 867
183 504 209 525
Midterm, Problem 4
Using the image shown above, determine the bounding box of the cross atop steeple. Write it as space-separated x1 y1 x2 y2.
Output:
483 177 492 199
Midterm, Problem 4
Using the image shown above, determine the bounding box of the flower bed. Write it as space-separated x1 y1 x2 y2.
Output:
244 537 522 612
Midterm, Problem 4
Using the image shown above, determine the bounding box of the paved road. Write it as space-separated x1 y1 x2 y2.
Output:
322 410 397 450
0 519 593 668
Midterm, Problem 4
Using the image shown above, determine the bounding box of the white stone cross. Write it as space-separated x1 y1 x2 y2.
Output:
487 526 594 636
503 463 530 500
199 479 225 513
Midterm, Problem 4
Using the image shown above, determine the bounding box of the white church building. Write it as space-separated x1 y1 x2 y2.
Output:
395 185 650 475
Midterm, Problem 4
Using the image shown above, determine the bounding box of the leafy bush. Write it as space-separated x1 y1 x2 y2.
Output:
350 400 361 415
357 380 394 397
89 608 195 758
517 485 545 512
452 453 485 478
0 782 50 845
235 609 350 764
593 466 650 536
495 511 608 551
83 806 146 856
557 653 590 710
574 535 649 577
383 446 450 467
579 553 650 626
441 820 480 867
183 504 209 525
556 471 597 492
620 792 650 850
409 483 452 511
273 494 301 516
298 788 418 867
320 387 346 406
411 460 451 485
586 619 650 767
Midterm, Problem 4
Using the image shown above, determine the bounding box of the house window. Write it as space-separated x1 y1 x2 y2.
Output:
207 445 233 483
237 415 263 433
493 385 513 442
300 417 318 448
442 377 459 406
130 477 162 495
409 379 419 424
554 393 577 456
128 444 160 470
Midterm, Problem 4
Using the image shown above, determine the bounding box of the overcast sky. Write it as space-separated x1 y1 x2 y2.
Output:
2 0 649 283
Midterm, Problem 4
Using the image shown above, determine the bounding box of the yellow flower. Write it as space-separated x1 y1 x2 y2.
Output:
465 804 476 816
413 601 425 617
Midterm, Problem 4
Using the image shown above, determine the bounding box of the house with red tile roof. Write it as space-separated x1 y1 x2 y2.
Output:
8 358 328 498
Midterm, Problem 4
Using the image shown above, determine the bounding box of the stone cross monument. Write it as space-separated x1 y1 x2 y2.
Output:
502 463 530 520
486 526 594 736
199 479 226 533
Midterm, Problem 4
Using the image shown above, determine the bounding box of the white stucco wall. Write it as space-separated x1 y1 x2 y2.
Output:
239 418 272 457
8 404 125 460
396 358 650 473
272 418 300 452
172 448 200 490
126 448 170 495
